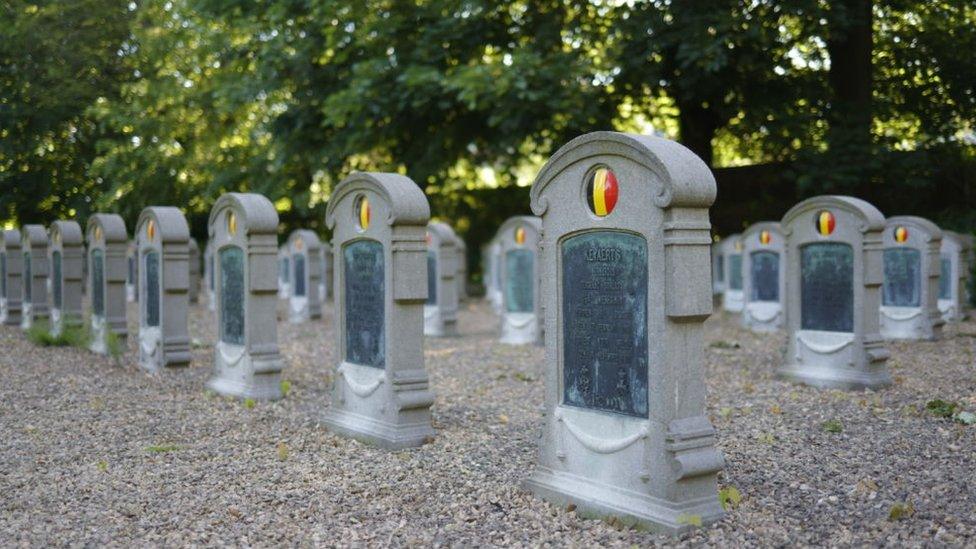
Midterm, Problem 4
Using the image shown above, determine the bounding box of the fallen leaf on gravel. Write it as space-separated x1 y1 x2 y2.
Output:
888 502 914 521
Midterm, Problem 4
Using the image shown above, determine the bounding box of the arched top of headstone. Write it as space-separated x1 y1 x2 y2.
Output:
50 220 83 247
286 229 321 251
21 224 48 248
497 215 542 241
742 222 782 248
782 195 885 234
326 171 430 229
209 193 279 236
427 221 458 247
530 131 717 216
2 228 22 250
137 206 190 243
884 215 942 243
718 233 743 253
87 214 128 244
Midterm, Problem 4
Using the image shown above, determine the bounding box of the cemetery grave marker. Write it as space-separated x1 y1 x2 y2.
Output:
285 229 323 323
207 193 284 400
938 230 969 322
48 221 84 337
719 234 744 312
523 131 725 533
278 246 291 300
779 196 891 389
86 214 129 354
20 224 50 331
711 239 725 296
423 221 460 337
741 222 785 332
454 233 468 301
318 241 334 302
485 238 503 313
0 229 23 326
126 241 138 303
136 207 192 371
879 216 944 340
322 171 435 449
497 216 542 345
189 237 201 304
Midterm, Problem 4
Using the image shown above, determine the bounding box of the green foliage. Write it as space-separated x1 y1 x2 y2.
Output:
718 486 742 511
926 399 959 419
821 419 843 433
677 514 703 528
26 322 90 348
145 444 181 453
888 502 915 521
243 398 256 409
279 380 291 397
104 329 124 359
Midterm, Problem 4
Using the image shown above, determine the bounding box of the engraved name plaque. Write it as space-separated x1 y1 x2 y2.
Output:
504 249 534 314
728 253 743 291
344 239 385 368
801 242 853 332
939 255 951 300
145 251 160 327
426 251 437 306
52 251 62 309
883 248 921 307
91 249 104 317
750 251 779 302
561 231 648 418
220 246 245 345
292 253 306 297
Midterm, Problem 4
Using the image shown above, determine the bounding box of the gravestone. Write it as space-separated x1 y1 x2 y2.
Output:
0 229 23 326
87 214 129 354
48 221 84 337
497 216 542 345
189 237 201 304
322 171 435 448
779 196 891 389
286 229 323 323
719 234 744 312
523 132 724 533
485 238 503 313
318 242 334 302
20 224 50 331
136 207 192 371
711 239 725 296
938 231 968 322
204 241 217 311
126 241 138 303
423 222 460 337
455 234 468 301
879 216 944 341
741 222 785 332
207 193 284 400
278 246 291 300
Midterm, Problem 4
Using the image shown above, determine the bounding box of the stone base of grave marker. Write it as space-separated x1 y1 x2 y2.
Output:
879 307 942 341
322 363 435 450
500 312 539 345
778 331 891 390
522 415 725 535
423 305 457 337
208 342 283 400
742 302 783 332
722 290 744 313
938 299 958 323
288 295 309 324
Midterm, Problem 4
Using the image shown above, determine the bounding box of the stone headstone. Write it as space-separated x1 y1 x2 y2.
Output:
204 240 216 311
938 231 969 322
136 207 192 370
779 196 890 389
711 239 725 296
958 233 974 313
20 224 50 331
523 132 724 533
485 238 503 313
48 221 84 337
718 234 744 312
322 171 435 448
496 216 542 345
189 237 201 304
286 229 323 323
207 193 283 400
318 241 334 302
879 216 944 340
741 222 785 332
0 229 23 326
277 246 291 300
86 214 129 354
423 221 460 337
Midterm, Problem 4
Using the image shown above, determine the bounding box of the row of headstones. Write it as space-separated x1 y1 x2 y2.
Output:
714 212 974 338
5 132 968 535
482 216 544 345
268 222 468 335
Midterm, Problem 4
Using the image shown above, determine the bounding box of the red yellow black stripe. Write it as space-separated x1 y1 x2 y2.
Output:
585 167 618 217
894 226 908 243
815 210 835 236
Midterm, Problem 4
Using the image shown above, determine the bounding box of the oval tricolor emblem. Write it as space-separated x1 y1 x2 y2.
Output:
514 226 526 245
759 230 772 245
585 167 618 217
815 210 835 236
894 226 909 243
146 219 156 240
357 196 370 230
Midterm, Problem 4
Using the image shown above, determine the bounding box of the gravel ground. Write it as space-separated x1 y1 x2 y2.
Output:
1 297 975 547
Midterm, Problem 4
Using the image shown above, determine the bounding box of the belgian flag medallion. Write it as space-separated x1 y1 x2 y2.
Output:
814 210 835 236
894 226 909 243
585 167 618 217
